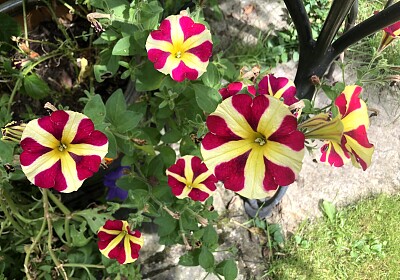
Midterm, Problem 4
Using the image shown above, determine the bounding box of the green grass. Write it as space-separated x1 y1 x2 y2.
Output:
264 194 400 280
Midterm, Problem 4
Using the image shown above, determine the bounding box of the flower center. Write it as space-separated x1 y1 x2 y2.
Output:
175 51 182 59
255 136 267 146
58 142 68 152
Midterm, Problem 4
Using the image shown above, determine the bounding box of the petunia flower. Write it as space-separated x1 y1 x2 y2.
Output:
20 110 108 193
258 74 298 106
219 82 256 100
104 166 130 201
201 94 305 199
145 14 213 82
376 11 400 52
166 155 217 202
1 121 26 143
98 220 144 264
320 85 374 170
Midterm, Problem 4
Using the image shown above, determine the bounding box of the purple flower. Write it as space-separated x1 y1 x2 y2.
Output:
104 166 130 201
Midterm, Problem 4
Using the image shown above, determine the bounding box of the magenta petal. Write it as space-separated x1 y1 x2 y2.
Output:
148 49 170 69
150 19 172 43
167 176 186 196
206 115 241 139
265 159 295 187
108 241 126 264
171 61 198 82
34 160 68 192
69 153 101 180
214 152 249 192
20 138 52 166
179 16 206 41
38 110 69 140
188 188 209 202
187 41 213 62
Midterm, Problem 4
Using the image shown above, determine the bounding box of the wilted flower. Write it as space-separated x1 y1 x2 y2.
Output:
98 220 144 264
146 14 213 82
201 94 305 199
20 110 108 193
376 12 400 52
104 166 130 201
219 82 256 100
258 74 298 106
166 155 217 202
320 85 374 170
1 121 26 143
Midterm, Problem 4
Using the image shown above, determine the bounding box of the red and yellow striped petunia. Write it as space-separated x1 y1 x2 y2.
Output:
98 220 144 264
146 15 213 82
201 94 305 199
166 155 217 202
320 85 374 170
20 110 108 193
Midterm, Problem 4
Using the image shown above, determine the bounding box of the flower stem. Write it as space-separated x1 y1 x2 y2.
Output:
42 189 69 280
46 190 84 222
24 217 47 280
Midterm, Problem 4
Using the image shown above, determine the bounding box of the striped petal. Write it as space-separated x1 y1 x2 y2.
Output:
378 18 400 51
20 110 108 193
320 85 374 170
166 155 217 202
146 15 212 82
98 220 144 264
258 74 298 106
201 94 305 199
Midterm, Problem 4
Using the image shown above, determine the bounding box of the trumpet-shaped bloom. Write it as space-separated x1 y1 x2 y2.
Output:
258 74 298 106
219 82 256 100
377 12 400 52
166 155 217 202
20 110 108 193
104 166 130 201
98 220 144 264
146 15 213 82
320 85 374 170
201 94 305 199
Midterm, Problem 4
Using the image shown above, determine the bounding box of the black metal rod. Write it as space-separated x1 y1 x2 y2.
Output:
316 0 356 56
332 2 400 58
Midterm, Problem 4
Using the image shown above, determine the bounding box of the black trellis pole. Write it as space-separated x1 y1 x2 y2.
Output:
284 0 400 101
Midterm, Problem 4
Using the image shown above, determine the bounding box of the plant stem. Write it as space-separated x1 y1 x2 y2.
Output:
22 0 29 48
7 78 22 115
62 263 105 269
46 190 84 222
1 188 43 223
24 217 47 280
42 189 69 280
0 189 27 236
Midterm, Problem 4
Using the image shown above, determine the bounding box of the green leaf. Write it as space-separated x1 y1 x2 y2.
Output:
106 89 127 116
77 209 113 234
0 141 14 163
157 145 176 167
136 61 165 91
115 110 143 133
70 222 91 247
178 249 201 266
160 129 182 144
112 36 137 56
199 246 214 270
216 259 238 280
139 1 163 30
22 73 50 99
0 13 21 52
84 94 106 125
201 63 220 88
154 213 178 236
192 84 221 113
94 49 120 82
321 200 336 223
181 210 199 231
202 225 218 246
104 131 117 158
